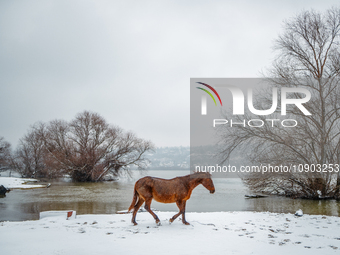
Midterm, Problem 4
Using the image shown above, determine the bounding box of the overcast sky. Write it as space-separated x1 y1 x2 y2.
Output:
0 0 338 148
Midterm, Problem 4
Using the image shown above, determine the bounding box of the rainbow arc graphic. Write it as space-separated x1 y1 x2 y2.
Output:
196 82 223 106
196 82 222 115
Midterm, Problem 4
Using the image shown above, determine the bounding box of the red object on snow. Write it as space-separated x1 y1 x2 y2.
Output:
67 211 73 218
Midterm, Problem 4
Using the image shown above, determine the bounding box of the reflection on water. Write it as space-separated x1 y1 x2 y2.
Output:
0 170 339 221
246 196 340 216
0 181 133 221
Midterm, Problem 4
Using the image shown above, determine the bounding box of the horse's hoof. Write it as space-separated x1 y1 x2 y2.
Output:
183 222 190 225
169 218 174 223
156 222 161 226
133 222 138 226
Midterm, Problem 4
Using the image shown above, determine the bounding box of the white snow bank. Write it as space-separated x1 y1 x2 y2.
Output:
40 211 76 220
0 211 339 255
0 177 46 189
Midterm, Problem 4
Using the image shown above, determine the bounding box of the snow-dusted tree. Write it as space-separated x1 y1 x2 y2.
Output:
219 7 340 199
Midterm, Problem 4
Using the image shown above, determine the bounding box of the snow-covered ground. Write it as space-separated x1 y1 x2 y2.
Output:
1 211 339 255
0 177 47 189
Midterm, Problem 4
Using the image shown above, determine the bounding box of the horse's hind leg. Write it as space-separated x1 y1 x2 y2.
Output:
144 199 160 225
132 198 144 225
170 200 189 225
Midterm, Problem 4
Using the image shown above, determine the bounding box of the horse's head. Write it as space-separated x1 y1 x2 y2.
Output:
193 172 215 194
203 176 215 194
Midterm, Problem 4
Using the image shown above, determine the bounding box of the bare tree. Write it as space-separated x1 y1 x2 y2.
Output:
12 124 58 178
0 137 11 173
40 111 154 182
219 7 340 199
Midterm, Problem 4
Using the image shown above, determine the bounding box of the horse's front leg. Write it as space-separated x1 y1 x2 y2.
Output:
144 199 161 225
170 200 189 225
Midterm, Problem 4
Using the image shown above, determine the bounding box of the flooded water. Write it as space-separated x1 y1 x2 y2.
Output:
1 170 340 221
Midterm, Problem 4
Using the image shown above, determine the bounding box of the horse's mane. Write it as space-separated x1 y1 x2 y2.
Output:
189 171 212 178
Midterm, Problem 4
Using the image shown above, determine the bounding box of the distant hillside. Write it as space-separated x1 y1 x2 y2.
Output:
190 145 249 168
143 145 249 171
145 147 190 170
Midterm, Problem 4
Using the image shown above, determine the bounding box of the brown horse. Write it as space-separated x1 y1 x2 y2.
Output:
128 172 215 225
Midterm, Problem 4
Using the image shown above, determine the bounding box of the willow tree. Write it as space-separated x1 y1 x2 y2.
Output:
15 111 154 182
219 7 340 199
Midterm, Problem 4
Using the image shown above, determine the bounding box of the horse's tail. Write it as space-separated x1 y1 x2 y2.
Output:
128 184 139 212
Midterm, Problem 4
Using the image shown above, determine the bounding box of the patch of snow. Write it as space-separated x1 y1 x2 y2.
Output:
1 211 339 255
40 211 76 220
0 177 46 189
